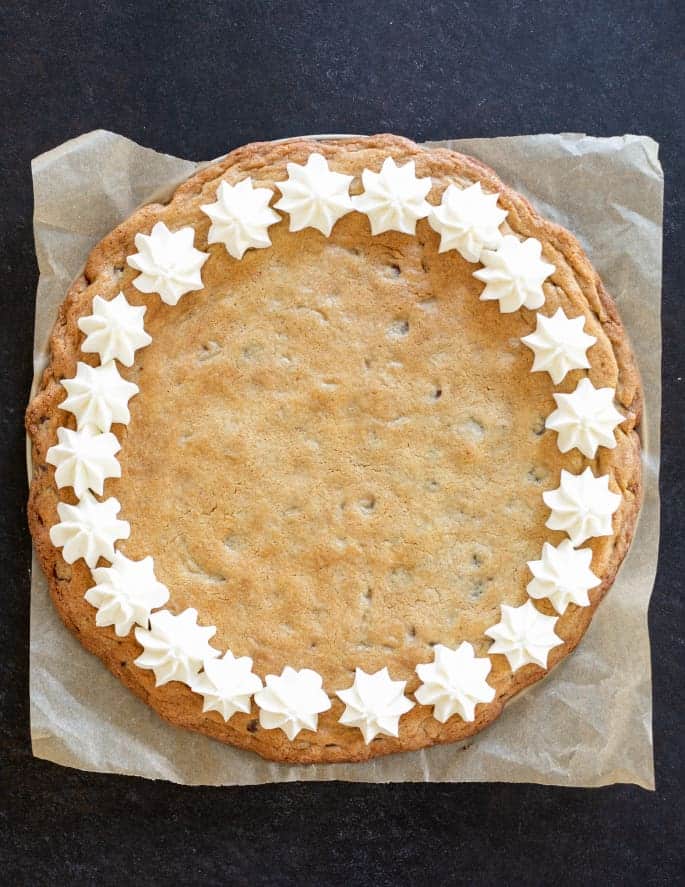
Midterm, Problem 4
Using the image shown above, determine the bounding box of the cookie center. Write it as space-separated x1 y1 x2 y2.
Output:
114 222 561 686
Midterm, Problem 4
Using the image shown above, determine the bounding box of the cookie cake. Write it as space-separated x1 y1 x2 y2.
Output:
26 134 642 763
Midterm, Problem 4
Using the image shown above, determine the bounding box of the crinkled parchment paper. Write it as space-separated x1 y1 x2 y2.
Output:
28 131 661 787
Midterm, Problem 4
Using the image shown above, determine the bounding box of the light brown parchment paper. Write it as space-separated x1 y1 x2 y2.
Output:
28 131 662 788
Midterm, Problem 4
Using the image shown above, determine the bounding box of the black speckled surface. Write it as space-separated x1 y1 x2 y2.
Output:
1 1 683 883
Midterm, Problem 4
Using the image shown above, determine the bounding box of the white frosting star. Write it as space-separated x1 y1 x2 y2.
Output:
78 293 152 367
192 651 263 721
545 377 623 458
201 178 280 260
336 667 414 743
127 221 208 306
351 157 431 235
59 360 139 432
415 642 495 723
134 608 219 687
521 307 596 384
46 426 121 497
543 467 621 547
485 600 563 671
473 235 555 313
254 666 331 740
428 182 507 262
49 491 130 568
85 551 169 636
527 540 600 615
274 152 354 236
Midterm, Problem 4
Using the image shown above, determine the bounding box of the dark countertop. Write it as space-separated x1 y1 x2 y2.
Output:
1 2 682 884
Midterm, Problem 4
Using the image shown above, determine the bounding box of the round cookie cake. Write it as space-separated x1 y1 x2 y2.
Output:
26 134 642 763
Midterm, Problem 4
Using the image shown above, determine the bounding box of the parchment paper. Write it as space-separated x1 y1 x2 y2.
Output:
29 131 662 788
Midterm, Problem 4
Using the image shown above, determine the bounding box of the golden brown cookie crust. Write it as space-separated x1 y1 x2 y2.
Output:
26 134 642 763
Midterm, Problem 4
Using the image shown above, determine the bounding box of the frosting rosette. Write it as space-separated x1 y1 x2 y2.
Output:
255 667 331 740
474 235 554 313
192 651 263 721
485 601 563 671
275 152 353 236
415 643 495 723
336 667 414 743
85 551 169 636
201 178 280 259
521 307 596 384
59 360 139 432
46 426 121 497
527 540 600 615
78 292 151 367
49 492 130 568
428 181 506 262
128 221 208 306
134 608 219 687
543 468 622 547
545 377 623 458
352 157 431 235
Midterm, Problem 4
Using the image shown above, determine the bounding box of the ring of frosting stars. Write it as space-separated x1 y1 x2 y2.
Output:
45 149 624 745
